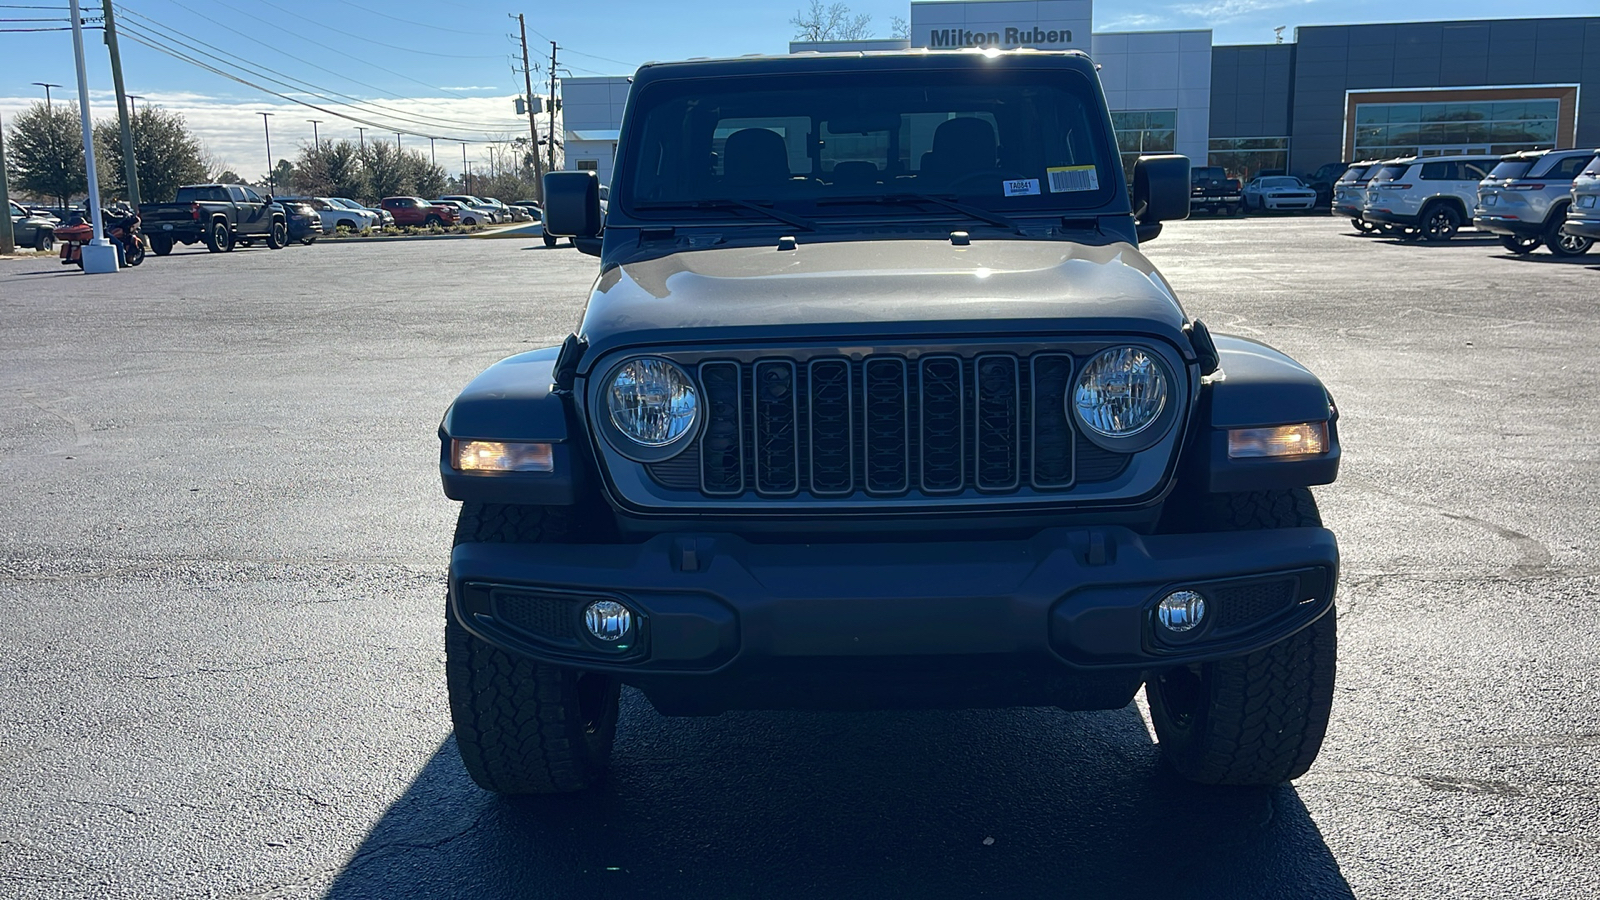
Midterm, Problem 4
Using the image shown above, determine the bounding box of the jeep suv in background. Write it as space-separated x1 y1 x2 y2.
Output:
1563 153 1600 245
439 50 1343 798
1474 148 1599 257
1332 160 1379 231
1362 154 1496 241
1190 165 1241 215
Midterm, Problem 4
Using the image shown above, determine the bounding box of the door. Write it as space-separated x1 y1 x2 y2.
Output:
234 186 270 234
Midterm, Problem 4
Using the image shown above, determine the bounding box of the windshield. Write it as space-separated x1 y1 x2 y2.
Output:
623 69 1115 217
1487 160 1533 180
1336 165 1369 184
1370 164 1410 182
1258 177 1305 188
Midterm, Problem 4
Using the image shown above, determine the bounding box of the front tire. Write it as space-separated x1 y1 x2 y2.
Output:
424 215 443 227
124 239 145 266
266 219 288 249
34 231 55 252
1147 488 1337 786
445 503 621 795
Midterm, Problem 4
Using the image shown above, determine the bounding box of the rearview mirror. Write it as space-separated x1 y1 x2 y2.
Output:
544 171 602 238
1131 155 1191 243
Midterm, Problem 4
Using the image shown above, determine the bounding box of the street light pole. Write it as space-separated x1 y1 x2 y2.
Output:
356 126 366 153
429 136 436 166
33 82 62 113
461 142 469 193
68 0 116 273
307 118 322 147
127 94 144 117
259 112 275 194
394 132 402 151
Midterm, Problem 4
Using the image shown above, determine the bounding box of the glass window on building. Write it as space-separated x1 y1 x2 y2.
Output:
1352 99 1559 159
1112 110 1176 179
1207 137 1289 182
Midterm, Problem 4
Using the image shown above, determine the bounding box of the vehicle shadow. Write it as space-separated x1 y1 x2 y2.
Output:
1491 252 1598 264
323 692 1353 900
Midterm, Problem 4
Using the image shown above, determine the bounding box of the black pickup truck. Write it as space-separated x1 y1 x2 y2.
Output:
1190 166 1242 215
139 183 288 255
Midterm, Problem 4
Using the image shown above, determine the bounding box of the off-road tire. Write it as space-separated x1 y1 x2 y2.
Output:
205 219 232 253
1499 234 1540 255
1146 488 1337 786
1421 203 1460 242
151 234 173 256
446 503 621 795
266 219 288 249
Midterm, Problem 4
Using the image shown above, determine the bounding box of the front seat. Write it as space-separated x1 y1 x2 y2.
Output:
919 117 999 184
721 128 792 194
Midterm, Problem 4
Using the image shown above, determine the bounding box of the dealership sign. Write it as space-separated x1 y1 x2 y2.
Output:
927 27 1074 49
910 0 1091 52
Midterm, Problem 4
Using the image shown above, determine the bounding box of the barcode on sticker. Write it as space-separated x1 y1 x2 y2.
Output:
1048 166 1099 193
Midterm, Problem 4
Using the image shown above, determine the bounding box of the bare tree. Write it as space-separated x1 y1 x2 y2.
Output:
891 15 909 39
790 1 874 41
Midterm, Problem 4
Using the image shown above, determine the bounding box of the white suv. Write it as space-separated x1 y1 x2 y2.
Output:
1564 154 1600 246
1362 154 1498 242
1474 148 1599 257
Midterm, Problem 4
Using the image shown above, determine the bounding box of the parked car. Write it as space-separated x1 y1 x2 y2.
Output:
1241 175 1318 213
479 196 519 221
1302 161 1351 209
1473 148 1599 257
438 194 501 223
139 183 288 254
8 199 56 251
1563 153 1600 245
278 201 323 245
330 197 394 228
1189 166 1241 215
432 200 491 226
1361 154 1497 242
443 50 1344 797
379 196 458 227
1331 160 1380 231
278 196 378 234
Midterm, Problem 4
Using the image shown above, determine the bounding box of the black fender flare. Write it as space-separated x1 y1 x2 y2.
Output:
438 345 593 506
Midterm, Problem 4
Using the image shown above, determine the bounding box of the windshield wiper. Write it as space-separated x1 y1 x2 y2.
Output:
817 193 1022 234
635 198 818 232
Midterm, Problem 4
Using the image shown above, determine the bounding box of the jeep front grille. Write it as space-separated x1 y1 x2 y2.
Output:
648 352 1131 499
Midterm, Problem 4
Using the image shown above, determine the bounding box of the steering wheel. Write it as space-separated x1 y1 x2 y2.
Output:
941 169 1035 194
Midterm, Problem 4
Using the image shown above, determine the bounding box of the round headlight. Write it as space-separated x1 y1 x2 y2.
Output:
606 357 698 446
1073 347 1169 438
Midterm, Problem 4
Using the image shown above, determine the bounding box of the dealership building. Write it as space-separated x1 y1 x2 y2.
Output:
561 1 1600 185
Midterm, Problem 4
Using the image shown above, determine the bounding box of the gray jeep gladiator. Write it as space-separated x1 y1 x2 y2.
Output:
437 50 1342 795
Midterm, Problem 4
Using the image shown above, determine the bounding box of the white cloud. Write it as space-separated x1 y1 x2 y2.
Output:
1097 13 1169 30
1170 0 1317 23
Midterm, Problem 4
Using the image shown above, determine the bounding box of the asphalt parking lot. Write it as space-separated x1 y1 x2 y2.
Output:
1 220 1597 900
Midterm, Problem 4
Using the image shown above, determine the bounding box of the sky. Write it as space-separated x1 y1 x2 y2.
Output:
2 0 1597 178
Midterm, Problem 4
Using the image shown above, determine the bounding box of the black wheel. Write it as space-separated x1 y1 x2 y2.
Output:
1546 212 1593 257
34 230 55 252
205 220 232 253
1147 488 1337 786
1499 234 1540 255
124 240 145 267
1421 204 1460 242
266 219 288 249
543 233 558 247
151 234 173 256
446 503 621 795
424 215 443 227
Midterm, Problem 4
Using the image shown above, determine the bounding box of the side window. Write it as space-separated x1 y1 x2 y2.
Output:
228 186 247 202
1547 156 1590 180
1420 162 1450 180
241 187 264 203
576 160 599 172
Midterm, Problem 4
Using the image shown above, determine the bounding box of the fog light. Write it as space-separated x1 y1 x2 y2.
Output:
583 600 633 643
1156 590 1206 633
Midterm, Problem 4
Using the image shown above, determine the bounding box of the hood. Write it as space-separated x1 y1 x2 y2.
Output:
577 238 1189 365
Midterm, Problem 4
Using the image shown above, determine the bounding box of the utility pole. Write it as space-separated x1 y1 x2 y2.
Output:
429 136 437 166
356 126 366 153
33 82 61 112
549 40 559 179
514 13 546 204
100 0 140 207
461 142 469 192
127 94 144 117
307 118 322 147
69 0 116 273
0 113 15 255
259 112 275 194
395 132 402 150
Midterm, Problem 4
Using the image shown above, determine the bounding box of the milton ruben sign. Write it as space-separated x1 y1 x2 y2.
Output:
928 26 1074 49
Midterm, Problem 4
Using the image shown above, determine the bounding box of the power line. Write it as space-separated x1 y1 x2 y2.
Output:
330 0 494 38
115 7 525 132
242 0 506 59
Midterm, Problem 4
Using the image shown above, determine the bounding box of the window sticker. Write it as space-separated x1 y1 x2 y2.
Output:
1048 165 1099 193
1003 178 1041 197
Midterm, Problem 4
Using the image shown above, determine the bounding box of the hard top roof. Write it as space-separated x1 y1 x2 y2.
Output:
633 48 1097 82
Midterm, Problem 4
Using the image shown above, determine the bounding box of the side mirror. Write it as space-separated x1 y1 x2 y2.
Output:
544 171 602 238
1131 154 1191 243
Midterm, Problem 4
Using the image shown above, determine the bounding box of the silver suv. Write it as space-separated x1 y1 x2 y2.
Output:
1475 148 1599 257
1362 154 1497 242
1333 160 1380 232
1564 154 1600 245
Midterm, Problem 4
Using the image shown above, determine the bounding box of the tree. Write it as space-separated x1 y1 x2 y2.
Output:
361 140 413 200
791 1 873 40
891 15 909 39
289 139 366 199
264 159 295 194
5 101 86 206
92 106 209 203
213 169 244 184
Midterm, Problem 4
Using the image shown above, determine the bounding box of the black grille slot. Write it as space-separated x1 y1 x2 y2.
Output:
699 361 744 495
1214 579 1298 630
975 354 1020 491
808 358 854 495
863 357 910 494
494 590 578 645
647 447 700 490
919 355 965 493
753 360 799 495
1030 353 1076 488
1075 434 1133 483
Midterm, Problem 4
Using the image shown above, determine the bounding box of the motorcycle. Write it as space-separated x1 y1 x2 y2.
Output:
58 207 145 268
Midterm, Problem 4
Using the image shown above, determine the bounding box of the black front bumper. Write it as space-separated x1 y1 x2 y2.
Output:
450 526 1339 715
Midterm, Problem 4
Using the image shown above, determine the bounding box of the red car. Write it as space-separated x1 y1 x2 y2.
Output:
379 196 459 227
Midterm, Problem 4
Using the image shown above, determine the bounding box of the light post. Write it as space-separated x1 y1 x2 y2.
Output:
67 0 116 273
32 82 61 112
356 126 366 153
429 136 437 166
307 118 322 147
394 132 402 151
461 142 470 192
259 112 275 194
126 94 144 118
